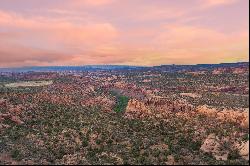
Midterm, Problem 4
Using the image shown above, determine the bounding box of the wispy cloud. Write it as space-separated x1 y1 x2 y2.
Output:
200 0 238 8
83 0 114 6
64 0 114 7
0 10 118 48
0 0 248 67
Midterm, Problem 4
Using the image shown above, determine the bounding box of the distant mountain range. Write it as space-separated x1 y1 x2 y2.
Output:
0 62 248 72
0 65 145 72
152 62 249 72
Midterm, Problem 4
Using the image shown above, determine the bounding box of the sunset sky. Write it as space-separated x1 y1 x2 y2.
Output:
0 0 249 67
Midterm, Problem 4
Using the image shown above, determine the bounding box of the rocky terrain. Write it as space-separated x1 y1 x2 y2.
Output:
0 63 249 165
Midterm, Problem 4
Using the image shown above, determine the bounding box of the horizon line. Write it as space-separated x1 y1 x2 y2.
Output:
0 61 249 70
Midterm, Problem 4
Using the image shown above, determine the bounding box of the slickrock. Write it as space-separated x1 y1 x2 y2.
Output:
125 99 150 119
200 134 228 161
235 141 249 160
200 134 220 153
180 93 201 98
124 96 194 120
197 105 249 128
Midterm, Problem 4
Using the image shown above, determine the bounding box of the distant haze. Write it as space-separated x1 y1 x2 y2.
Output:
0 0 249 67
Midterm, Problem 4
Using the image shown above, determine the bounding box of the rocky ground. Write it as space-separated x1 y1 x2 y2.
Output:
0 70 249 165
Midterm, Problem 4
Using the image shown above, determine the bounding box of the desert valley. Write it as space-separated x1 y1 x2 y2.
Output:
0 63 249 165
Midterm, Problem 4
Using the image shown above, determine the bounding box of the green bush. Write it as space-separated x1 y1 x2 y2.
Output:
11 149 22 160
114 96 129 113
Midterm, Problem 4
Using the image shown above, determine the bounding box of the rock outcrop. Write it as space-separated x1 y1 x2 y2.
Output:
200 134 228 161
197 106 249 128
234 140 249 160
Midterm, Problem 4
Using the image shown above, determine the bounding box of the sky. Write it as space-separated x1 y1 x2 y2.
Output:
0 0 249 67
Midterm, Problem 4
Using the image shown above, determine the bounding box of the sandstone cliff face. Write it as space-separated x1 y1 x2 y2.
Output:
144 96 168 106
124 99 150 119
124 96 194 119
197 105 249 129
124 94 248 130
212 67 249 75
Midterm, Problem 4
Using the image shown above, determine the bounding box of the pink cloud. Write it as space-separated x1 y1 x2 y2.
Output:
0 10 120 67
0 41 75 67
127 5 187 21
0 0 248 67
149 24 248 64
83 0 114 6
63 0 114 8
0 10 118 49
200 0 238 8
